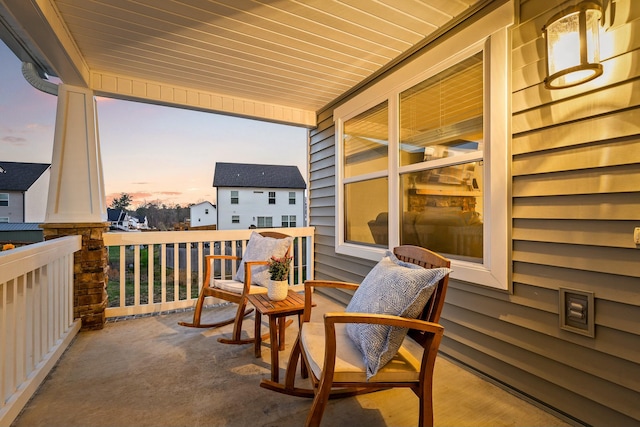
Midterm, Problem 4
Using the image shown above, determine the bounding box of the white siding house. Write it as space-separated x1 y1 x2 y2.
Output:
0 161 50 223
189 201 216 228
213 162 306 230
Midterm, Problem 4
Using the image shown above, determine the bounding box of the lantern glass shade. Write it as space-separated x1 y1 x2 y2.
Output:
544 2 603 89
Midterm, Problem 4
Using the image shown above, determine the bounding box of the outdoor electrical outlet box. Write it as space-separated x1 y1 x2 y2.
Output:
559 288 595 337
634 227 640 245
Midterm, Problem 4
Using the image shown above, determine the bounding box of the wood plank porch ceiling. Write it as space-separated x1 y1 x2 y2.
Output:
0 0 480 126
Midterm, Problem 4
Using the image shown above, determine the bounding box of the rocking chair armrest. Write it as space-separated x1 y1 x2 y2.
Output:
303 280 359 292
299 281 360 321
244 260 269 268
323 312 444 336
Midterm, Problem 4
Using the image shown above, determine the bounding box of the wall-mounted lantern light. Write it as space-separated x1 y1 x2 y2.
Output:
543 1 603 89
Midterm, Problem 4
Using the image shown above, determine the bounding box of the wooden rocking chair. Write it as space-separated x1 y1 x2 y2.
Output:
179 231 292 345
261 245 451 427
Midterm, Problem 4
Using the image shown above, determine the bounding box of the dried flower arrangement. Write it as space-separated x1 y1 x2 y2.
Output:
267 254 293 281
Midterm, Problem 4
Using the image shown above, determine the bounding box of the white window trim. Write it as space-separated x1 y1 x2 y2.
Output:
334 2 512 290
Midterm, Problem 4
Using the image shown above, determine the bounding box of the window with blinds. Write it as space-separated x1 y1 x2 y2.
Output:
399 52 483 166
398 52 484 262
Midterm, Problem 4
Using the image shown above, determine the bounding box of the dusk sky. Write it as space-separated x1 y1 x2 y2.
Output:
0 40 308 209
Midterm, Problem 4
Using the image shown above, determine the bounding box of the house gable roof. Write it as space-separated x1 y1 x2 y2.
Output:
107 208 126 222
0 161 50 192
191 201 216 209
213 163 306 190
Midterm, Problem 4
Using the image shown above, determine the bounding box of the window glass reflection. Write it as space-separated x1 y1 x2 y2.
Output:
400 162 483 262
344 101 388 178
346 177 388 246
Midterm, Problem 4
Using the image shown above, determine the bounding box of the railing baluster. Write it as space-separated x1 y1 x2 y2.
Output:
186 243 192 302
48 263 54 343
66 254 73 327
119 246 126 308
197 242 204 293
32 269 41 373
53 259 60 354
0 277 6 407
38 266 47 366
161 244 167 303
148 244 154 305
15 276 23 394
25 272 34 375
220 241 227 279
134 245 140 306
173 243 179 303
6 278 16 403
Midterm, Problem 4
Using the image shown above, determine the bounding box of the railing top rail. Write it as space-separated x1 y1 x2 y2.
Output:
103 226 314 246
0 235 82 283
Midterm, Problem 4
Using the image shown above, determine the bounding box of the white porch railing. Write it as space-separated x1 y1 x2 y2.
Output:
103 227 315 318
0 235 82 427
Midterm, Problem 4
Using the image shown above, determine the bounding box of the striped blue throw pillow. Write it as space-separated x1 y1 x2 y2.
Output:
345 252 450 379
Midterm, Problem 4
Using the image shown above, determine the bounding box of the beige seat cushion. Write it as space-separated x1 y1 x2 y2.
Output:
300 321 423 383
214 279 268 294
214 280 304 295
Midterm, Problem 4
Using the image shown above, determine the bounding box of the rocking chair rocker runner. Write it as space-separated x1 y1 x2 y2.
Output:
179 231 293 345
261 245 451 427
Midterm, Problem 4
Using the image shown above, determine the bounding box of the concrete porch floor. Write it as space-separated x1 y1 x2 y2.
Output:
12 293 574 427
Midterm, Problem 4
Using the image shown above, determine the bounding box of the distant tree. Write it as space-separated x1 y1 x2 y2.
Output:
110 193 133 211
132 200 193 230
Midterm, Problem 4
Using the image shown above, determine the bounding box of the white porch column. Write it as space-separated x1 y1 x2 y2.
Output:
45 84 106 223
42 84 109 330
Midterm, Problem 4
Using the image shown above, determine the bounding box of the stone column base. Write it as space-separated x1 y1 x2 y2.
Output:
41 222 110 330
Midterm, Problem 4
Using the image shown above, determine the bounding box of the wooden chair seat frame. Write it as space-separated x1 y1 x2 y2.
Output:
261 245 450 427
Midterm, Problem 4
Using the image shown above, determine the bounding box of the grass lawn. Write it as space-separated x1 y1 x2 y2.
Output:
107 246 201 307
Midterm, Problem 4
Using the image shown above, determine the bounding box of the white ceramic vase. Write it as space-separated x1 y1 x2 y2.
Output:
267 280 289 301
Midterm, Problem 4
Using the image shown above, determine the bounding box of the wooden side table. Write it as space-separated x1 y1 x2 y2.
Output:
248 290 305 383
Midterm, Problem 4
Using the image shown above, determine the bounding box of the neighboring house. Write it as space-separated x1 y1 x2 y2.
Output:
128 215 149 230
107 208 128 231
213 162 306 230
189 201 216 228
0 161 50 223
107 208 148 231
139 216 149 230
